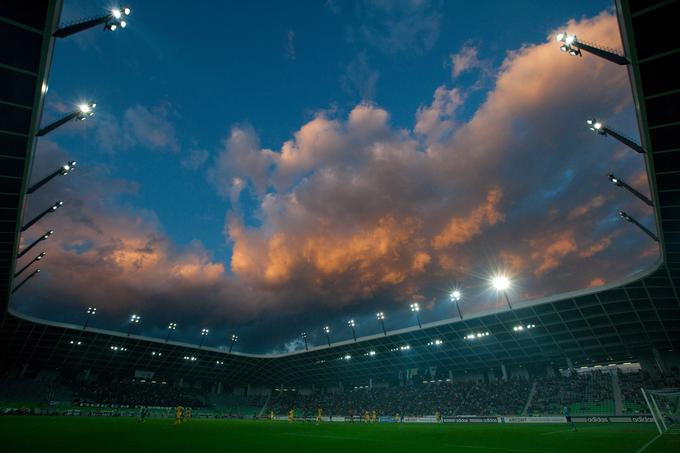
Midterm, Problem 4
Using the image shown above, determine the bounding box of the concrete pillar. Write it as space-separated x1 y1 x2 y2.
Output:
501 364 508 381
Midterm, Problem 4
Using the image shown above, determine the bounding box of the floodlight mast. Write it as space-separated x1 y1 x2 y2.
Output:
619 211 659 242
17 230 53 258
14 252 45 278
608 174 653 207
301 332 308 351
53 7 131 38
492 275 513 309
323 326 331 347
376 312 386 336
199 328 209 348
348 319 357 342
410 303 422 328
20 202 63 232
555 32 629 65
229 334 238 352
450 290 463 319
165 322 177 342
27 161 77 194
37 103 96 136
12 269 40 294
83 306 97 330
127 314 141 336
586 119 645 154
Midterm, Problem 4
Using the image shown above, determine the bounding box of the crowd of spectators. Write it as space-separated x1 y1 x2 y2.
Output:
456 377 532 415
528 372 613 415
68 379 205 409
269 378 531 417
619 368 680 413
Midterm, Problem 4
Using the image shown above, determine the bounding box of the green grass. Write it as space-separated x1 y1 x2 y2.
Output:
0 417 677 452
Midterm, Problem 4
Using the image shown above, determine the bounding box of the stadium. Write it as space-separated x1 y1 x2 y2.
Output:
1 0 679 451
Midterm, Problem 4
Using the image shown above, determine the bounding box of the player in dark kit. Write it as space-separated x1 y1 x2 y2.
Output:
562 404 576 431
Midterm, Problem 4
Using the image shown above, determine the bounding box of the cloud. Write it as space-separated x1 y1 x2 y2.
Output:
415 86 464 144
450 44 492 79
284 30 296 61
123 104 180 152
569 194 606 219
17 11 659 352
356 0 442 55
181 149 210 170
432 188 504 249
341 52 380 101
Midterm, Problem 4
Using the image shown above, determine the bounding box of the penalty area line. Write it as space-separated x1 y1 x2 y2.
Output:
635 432 663 453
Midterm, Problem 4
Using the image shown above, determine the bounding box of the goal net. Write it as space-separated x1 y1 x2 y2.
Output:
642 388 680 434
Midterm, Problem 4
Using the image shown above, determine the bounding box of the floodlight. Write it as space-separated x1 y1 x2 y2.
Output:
323 325 331 346
14 251 45 278
619 211 658 242
376 312 386 335
37 101 97 135
301 332 308 351
21 202 63 232
491 275 513 309
53 6 130 38
77 102 96 120
450 290 461 301
87 307 97 315
492 275 510 291
555 32 565 42
410 302 420 312
229 333 238 352
168 322 177 330
130 314 140 323
565 34 576 45
607 174 653 206
201 328 209 335
27 161 77 194
12 269 40 293
348 319 357 342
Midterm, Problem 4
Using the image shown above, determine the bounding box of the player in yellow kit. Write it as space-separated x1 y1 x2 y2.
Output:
174 405 183 425
185 407 191 420
316 407 323 425
288 408 294 422
371 410 377 423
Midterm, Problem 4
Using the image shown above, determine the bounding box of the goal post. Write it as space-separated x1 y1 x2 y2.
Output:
642 388 680 434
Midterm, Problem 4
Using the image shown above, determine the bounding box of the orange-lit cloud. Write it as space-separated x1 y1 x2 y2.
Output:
17 11 659 347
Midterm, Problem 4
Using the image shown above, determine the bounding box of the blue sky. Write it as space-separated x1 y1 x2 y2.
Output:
13 0 659 353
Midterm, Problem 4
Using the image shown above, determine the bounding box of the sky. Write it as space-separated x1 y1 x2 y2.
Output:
12 0 660 354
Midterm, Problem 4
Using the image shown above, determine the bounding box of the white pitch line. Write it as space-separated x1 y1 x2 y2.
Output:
635 433 663 453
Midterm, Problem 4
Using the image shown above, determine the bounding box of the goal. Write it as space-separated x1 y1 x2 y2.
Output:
641 388 680 434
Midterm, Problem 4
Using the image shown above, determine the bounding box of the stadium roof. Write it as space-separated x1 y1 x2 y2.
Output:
1 0 679 386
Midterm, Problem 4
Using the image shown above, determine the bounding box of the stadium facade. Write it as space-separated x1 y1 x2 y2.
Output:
0 0 679 392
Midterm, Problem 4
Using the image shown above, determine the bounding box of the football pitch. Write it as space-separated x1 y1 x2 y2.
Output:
1 417 678 452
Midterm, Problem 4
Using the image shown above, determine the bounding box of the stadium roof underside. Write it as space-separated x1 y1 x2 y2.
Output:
0 0 678 387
